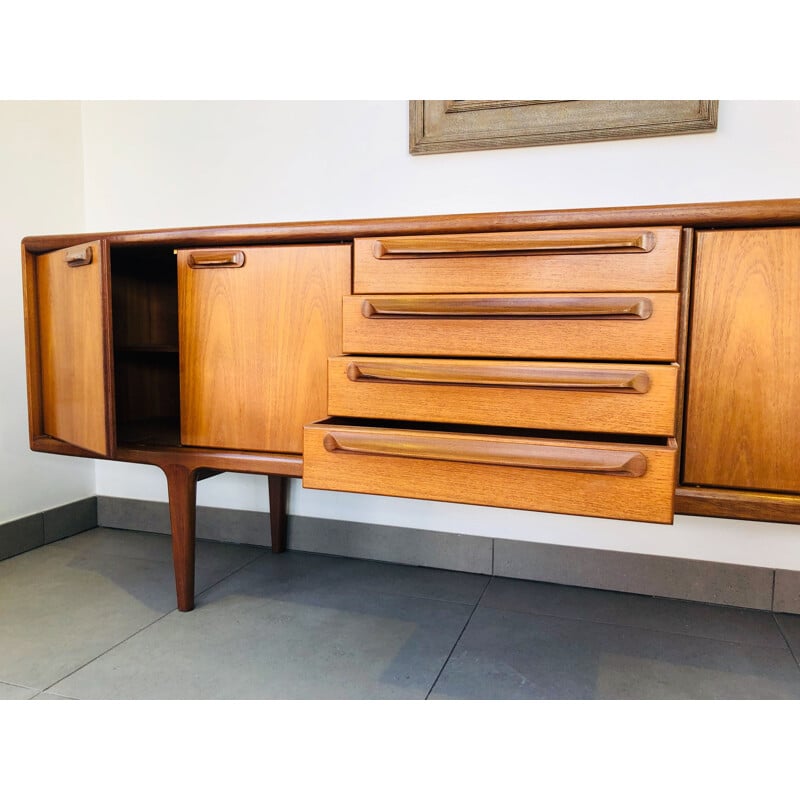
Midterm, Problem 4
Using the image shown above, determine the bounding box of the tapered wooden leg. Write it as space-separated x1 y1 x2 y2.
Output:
163 463 198 612
268 474 288 553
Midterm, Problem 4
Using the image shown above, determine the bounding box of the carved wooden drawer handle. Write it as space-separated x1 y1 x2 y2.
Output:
361 296 653 320
346 361 651 393
187 250 246 268
64 246 93 267
372 231 656 258
322 430 647 477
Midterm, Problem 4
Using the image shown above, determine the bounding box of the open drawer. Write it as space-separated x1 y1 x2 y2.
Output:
303 420 678 523
329 357 679 436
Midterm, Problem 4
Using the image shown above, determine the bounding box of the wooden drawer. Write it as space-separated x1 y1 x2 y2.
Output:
343 293 680 361
328 357 678 436
304 421 678 523
354 227 681 294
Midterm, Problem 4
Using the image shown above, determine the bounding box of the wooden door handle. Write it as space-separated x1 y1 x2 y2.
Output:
372 230 656 258
345 361 651 393
187 250 246 268
322 430 647 477
64 246 93 267
361 296 653 320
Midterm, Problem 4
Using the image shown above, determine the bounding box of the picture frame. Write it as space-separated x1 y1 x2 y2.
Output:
409 100 719 155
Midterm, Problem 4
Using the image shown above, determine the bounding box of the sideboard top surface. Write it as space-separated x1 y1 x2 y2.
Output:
21 198 800 254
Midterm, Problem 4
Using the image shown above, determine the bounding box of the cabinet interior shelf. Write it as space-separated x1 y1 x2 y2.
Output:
116 344 179 353
117 417 181 446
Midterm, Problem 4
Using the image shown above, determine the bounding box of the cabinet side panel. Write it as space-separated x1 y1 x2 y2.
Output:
35 240 111 456
684 228 800 492
179 244 351 453
22 246 44 441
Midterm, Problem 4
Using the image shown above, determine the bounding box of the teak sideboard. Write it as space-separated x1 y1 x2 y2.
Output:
21 199 800 611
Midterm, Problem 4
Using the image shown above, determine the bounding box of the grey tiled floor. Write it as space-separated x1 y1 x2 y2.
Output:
1 527 800 700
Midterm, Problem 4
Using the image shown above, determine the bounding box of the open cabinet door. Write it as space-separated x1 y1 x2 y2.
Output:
30 239 115 456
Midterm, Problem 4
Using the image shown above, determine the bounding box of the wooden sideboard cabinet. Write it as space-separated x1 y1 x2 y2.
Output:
21 199 800 611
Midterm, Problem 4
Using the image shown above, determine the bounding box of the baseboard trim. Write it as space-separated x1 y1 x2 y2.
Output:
494 538 775 611
0 497 97 561
93 494 800 614
96 496 492 574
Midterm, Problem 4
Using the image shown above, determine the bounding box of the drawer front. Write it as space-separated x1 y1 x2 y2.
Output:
354 227 681 294
304 423 678 523
343 293 680 361
329 358 679 436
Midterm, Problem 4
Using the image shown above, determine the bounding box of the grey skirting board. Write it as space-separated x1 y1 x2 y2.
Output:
0 497 97 562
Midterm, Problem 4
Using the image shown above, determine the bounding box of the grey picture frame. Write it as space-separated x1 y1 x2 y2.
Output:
409 100 719 155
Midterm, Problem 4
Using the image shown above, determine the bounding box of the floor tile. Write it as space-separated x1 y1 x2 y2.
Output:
0 681 38 700
6 524 799 701
49 553 475 699
430 606 800 700
776 614 800 661
481 578 788 649
232 550 490 606
0 528 262 690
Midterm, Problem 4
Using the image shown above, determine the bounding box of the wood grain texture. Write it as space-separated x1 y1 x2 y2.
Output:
344 359 653 391
110 247 180 444
268 475 288 553
20 202 800 538
178 244 350 453
322 428 648 476
304 423 677 523
684 228 800 493
28 431 305 479
343 293 680 361
360 295 653 319
162 463 197 612
114 353 180 438
187 250 245 268
21 199 800 255
675 486 800 524
34 240 114 456
329 357 678 436
111 248 178 350
673 228 694 469
115 445 304 476
372 229 657 255
355 227 680 293
22 247 44 443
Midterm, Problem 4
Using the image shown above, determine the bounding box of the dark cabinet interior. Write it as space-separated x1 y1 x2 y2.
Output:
110 245 180 446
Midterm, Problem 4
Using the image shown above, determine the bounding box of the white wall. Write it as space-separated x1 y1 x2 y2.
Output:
0 101 94 524
82 100 800 569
